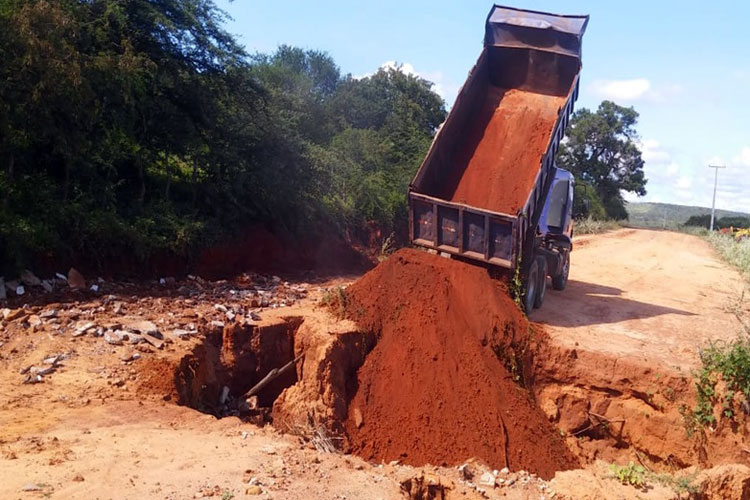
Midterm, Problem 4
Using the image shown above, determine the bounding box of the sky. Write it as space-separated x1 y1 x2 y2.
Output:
215 0 750 213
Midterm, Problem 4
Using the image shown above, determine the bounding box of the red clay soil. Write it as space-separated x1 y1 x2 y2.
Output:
343 248 578 479
449 87 564 215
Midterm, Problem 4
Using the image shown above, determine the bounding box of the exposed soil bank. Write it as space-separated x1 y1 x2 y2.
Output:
161 318 302 418
30 224 375 281
448 87 564 215
342 248 578 479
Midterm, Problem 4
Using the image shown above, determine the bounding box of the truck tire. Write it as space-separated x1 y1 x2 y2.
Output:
534 256 548 309
552 252 570 291
523 259 539 314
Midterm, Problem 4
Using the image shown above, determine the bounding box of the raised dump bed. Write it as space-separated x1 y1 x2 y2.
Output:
409 5 587 280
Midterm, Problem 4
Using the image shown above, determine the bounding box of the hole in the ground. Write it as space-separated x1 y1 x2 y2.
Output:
174 316 303 425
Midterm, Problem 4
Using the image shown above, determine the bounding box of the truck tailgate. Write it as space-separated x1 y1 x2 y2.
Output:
410 192 518 268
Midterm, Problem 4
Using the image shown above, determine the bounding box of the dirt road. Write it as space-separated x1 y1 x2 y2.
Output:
535 228 747 370
1 228 749 499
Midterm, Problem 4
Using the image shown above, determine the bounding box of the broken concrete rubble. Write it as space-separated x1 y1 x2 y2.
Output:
68 268 86 290
20 270 41 287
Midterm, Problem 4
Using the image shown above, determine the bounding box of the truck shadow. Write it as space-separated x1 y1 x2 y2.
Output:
533 279 696 327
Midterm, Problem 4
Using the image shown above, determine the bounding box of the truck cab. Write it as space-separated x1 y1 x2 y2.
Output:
527 167 575 311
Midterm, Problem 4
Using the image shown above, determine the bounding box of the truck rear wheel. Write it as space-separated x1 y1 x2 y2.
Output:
534 256 548 308
523 259 539 314
552 252 570 291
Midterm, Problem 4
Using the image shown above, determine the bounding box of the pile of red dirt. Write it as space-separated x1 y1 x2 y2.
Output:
343 248 578 479
448 87 564 215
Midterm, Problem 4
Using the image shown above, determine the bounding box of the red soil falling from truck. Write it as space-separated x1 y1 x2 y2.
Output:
343 248 578 479
449 87 565 215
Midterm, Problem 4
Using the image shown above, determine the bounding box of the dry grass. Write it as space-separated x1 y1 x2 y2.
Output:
574 217 620 235
707 232 750 281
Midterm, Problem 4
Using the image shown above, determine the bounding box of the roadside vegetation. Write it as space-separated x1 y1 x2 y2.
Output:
0 0 445 275
706 232 750 280
609 461 698 496
683 336 750 434
574 216 620 236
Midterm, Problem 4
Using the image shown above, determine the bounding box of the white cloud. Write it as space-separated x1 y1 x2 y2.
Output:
639 139 671 165
590 78 651 101
732 147 750 167
358 61 460 106
589 78 683 103
676 175 693 190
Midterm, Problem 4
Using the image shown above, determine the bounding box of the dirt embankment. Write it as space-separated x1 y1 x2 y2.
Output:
447 87 564 215
342 248 578 479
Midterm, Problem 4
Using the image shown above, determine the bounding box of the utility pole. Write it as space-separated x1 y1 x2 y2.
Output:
708 165 726 231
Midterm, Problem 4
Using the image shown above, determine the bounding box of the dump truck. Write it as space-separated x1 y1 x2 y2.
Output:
408 5 589 312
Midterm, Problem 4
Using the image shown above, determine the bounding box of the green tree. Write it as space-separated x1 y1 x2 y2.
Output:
557 101 647 220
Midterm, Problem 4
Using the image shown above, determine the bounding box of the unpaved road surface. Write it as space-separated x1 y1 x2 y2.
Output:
535 228 747 370
1 228 749 500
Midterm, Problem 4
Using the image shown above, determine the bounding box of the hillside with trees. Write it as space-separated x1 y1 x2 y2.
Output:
627 202 750 230
0 0 445 275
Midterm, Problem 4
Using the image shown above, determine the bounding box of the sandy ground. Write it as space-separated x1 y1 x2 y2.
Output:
1 228 749 499
535 228 747 370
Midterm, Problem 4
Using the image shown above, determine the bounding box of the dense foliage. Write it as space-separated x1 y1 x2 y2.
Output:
0 0 446 274
558 101 647 220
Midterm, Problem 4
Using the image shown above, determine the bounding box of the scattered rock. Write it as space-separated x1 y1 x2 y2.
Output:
28 315 42 328
171 329 191 339
142 333 164 349
479 471 496 488
90 284 99 292
20 269 41 287
104 331 123 345
31 365 56 376
43 354 64 366
120 352 141 362
73 322 96 337
40 309 58 319
41 280 53 293
22 483 41 492
214 304 228 313
122 319 159 336
72 474 84 482
68 268 86 290
15 285 25 296
23 374 43 384
250 311 262 321
5 308 27 322
245 485 262 495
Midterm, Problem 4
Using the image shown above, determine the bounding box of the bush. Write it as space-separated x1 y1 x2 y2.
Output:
573 182 606 220
707 232 750 280
574 217 620 235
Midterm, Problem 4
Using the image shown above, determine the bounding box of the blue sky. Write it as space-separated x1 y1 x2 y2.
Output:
216 0 750 213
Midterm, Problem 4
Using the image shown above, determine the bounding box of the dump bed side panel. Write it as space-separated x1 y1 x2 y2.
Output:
408 5 587 271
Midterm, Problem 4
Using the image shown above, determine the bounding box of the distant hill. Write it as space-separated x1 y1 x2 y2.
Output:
626 202 750 229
